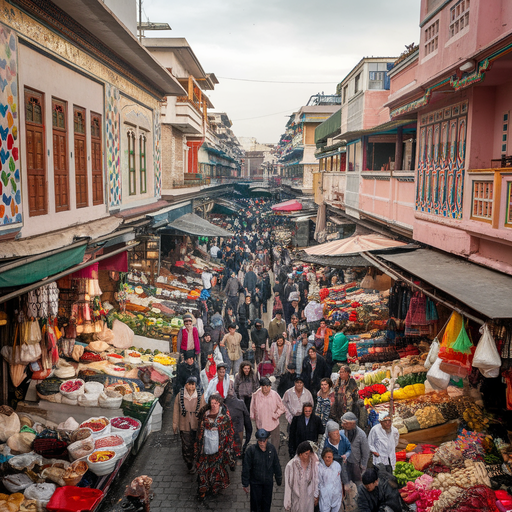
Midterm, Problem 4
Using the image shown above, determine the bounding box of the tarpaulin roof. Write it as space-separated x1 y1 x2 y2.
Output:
272 200 303 212
167 213 233 237
304 234 406 256
378 249 512 319
0 244 88 288
295 252 370 267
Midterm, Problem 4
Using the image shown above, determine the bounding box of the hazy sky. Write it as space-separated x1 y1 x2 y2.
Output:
141 0 421 144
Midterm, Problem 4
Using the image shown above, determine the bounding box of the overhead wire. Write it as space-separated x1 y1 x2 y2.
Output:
218 76 339 84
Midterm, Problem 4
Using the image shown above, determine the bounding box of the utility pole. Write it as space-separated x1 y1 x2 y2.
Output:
139 0 142 42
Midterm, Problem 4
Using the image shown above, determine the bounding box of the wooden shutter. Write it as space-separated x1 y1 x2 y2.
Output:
139 133 147 193
25 89 47 216
74 107 88 208
52 99 69 212
91 113 103 205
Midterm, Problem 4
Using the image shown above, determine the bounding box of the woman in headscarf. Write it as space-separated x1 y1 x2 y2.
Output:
195 393 236 501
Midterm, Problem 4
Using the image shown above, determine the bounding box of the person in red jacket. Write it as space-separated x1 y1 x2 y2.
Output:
178 313 200 361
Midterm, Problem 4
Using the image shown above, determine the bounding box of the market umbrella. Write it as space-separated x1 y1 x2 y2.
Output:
271 200 303 212
304 234 407 256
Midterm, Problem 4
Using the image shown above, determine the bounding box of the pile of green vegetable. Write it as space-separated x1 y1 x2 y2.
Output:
396 372 427 389
394 461 424 486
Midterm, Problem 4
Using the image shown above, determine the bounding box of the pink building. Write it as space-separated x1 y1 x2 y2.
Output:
387 0 512 274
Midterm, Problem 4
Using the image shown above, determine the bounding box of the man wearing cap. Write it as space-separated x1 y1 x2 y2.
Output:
250 377 286 454
342 411 370 487
368 412 399 472
323 420 352 470
178 314 200 360
242 429 282 512
173 376 205 473
204 362 235 402
282 376 313 425
173 350 201 395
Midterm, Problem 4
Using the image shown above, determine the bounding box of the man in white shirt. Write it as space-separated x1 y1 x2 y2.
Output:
282 376 313 425
210 244 220 260
368 412 399 472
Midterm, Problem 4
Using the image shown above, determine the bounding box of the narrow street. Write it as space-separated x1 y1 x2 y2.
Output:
100 392 289 512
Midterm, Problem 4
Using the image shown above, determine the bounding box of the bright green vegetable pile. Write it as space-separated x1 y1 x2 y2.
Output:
393 461 424 486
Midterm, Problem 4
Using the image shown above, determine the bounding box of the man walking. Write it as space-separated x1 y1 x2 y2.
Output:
342 411 370 487
282 376 313 426
368 412 399 472
242 429 282 512
172 377 205 473
250 377 286 453
288 402 325 458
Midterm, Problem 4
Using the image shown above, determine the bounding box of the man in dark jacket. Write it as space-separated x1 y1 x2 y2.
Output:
251 319 269 365
173 350 200 395
288 402 325 458
238 294 252 348
225 395 253 461
357 467 403 512
243 266 258 294
224 271 241 312
301 347 331 400
242 428 282 512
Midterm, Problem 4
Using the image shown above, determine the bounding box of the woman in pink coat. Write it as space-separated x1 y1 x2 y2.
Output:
284 441 319 512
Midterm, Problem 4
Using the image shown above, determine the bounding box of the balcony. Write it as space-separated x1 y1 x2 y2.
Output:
164 76 212 135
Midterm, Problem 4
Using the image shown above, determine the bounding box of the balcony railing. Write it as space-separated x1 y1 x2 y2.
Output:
176 96 203 117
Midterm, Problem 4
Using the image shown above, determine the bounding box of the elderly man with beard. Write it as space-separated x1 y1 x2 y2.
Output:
368 412 399 473
342 411 370 487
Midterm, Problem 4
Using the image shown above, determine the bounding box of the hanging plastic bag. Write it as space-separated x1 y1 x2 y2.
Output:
452 322 473 354
472 324 501 378
424 337 440 369
427 357 450 390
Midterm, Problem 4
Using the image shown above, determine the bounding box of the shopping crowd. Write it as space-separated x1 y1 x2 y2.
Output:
171 197 406 512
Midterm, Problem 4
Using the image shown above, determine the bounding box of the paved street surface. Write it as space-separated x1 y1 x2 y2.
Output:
99 392 289 512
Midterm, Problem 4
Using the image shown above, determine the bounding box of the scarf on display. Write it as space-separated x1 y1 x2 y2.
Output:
179 388 203 417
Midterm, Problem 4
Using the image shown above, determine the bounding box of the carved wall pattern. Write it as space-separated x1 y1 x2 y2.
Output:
0 25 20 226
106 83 121 207
416 101 468 219
153 107 161 196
